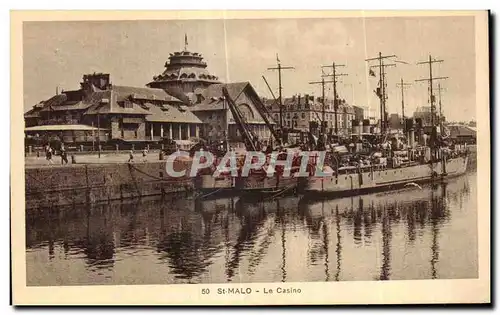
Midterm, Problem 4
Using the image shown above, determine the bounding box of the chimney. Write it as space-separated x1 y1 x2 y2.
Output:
297 94 301 105
305 94 309 105
81 73 111 91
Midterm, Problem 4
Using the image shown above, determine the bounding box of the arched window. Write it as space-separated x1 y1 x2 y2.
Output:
237 103 255 120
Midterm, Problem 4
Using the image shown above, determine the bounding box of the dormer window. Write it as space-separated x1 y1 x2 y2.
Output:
124 99 133 109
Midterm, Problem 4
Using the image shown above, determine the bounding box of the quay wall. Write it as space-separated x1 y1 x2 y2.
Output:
25 161 193 209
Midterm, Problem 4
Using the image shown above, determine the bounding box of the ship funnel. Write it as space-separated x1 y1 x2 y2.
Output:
409 129 415 148
362 119 370 134
352 119 361 135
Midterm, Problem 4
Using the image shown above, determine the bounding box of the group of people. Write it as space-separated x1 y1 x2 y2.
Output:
127 148 152 163
44 143 69 165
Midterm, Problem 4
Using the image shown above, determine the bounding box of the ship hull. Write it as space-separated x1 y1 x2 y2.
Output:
192 175 236 199
193 174 297 199
298 156 469 200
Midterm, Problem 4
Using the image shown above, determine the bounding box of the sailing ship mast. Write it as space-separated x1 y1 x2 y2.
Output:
322 62 348 136
267 54 294 143
415 55 448 157
365 52 396 135
435 83 446 135
396 78 412 132
309 76 335 141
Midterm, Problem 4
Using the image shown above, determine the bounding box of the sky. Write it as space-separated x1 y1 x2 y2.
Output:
23 15 476 122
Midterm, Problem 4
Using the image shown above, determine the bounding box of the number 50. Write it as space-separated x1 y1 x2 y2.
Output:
201 288 210 295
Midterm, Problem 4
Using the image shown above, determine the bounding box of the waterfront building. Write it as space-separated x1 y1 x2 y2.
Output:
25 47 274 148
264 93 355 136
352 105 365 121
446 124 477 144
24 73 202 148
190 82 274 144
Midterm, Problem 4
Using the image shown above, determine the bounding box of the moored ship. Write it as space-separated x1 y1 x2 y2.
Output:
190 53 473 202
297 52 471 200
297 150 468 200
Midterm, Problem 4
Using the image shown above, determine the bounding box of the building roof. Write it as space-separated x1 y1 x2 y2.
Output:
112 85 182 103
145 103 202 124
85 99 151 116
446 124 477 137
85 86 182 116
24 109 41 118
24 124 108 132
190 82 249 111
155 66 220 83
40 101 93 112
148 50 220 86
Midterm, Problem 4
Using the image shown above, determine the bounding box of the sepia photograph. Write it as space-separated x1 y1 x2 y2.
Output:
11 10 490 305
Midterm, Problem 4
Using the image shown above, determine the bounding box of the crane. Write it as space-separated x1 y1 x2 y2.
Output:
222 87 258 151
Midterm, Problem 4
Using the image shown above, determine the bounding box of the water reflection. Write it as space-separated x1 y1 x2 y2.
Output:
26 173 477 286
156 199 225 281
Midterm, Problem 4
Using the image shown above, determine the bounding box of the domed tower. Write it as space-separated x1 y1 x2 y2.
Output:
147 49 220 97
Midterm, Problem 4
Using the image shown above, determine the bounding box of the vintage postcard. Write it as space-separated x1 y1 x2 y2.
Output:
11 10 490 305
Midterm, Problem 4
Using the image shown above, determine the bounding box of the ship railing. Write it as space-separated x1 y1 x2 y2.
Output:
337 164 385 175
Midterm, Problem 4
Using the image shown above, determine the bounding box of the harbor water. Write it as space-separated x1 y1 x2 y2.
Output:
26 171 478 285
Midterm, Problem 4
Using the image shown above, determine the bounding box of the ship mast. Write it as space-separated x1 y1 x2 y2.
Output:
261 75 287 144
365 52 396 135
309 75 335 143
396 78 412 132
415 55 448 154
435 83 446 135
322 62 348 136
267 54 294 143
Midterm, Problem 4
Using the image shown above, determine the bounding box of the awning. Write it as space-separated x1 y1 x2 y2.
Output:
24 124 109 132
175 140 194 146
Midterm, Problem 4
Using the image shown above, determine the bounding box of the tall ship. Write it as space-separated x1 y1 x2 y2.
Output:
296 134 469 199
190 53 471 201
297 53 469 199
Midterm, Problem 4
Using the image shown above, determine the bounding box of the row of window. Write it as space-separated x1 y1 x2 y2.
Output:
273 113 353 121
282 120 351 128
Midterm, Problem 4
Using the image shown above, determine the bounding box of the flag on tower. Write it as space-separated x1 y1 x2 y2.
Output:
276 53 280 63
369 69 376 77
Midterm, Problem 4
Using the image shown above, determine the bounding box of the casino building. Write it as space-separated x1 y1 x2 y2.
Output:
24 46 274 150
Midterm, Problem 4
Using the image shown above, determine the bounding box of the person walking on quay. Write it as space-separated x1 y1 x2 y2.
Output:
128 149 134 163
60 143 69 165
45 144 54 165
142 147 148 162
